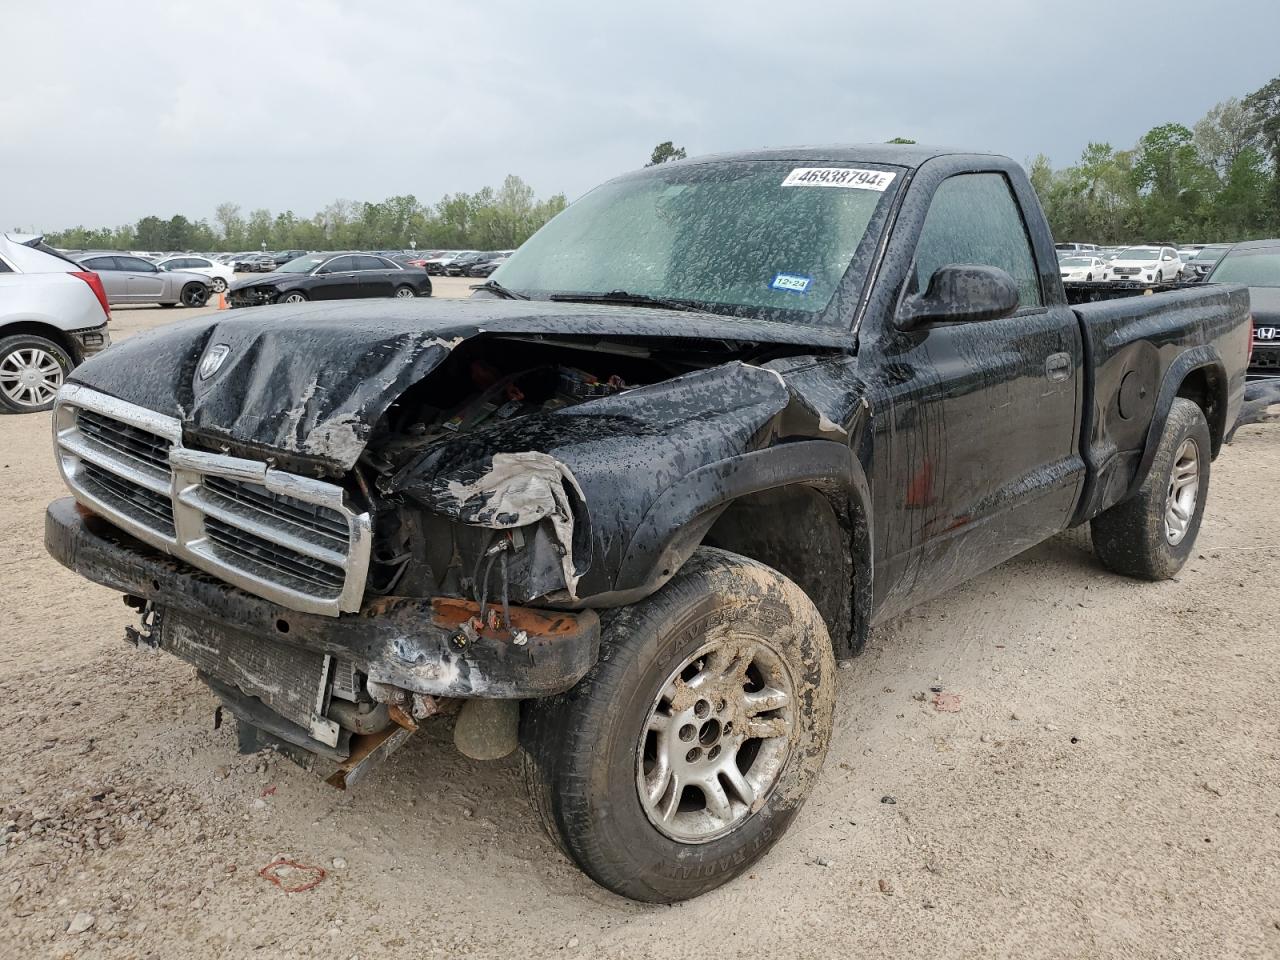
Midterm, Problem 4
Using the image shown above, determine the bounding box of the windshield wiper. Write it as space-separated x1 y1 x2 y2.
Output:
471 279 528 300
548 289 698 312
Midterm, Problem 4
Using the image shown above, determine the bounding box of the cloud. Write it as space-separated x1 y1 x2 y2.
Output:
5 0 1278 231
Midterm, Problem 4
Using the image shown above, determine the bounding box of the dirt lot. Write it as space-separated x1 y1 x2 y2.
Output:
1 291 1277 959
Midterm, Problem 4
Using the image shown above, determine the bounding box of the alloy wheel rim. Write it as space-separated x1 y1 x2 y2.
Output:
636 632 795 844
0 347 64 407
395 287 415 298
1164 437 1200 545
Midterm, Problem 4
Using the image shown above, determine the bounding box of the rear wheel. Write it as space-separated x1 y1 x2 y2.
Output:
0 335 72 413
179 283 208 307
210 277 228 293
521 548 835 902
393 285 416 299
1091 397 1211 580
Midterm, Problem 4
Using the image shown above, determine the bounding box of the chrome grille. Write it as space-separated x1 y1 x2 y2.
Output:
80 461 176 535
53 384 371 617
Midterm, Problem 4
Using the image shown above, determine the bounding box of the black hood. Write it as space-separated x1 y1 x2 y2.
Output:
68 297 848 472
230 272 292 290
1246 286 1280 323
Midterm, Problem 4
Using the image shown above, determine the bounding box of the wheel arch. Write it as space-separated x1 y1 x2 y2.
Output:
0 321 80 362
611 441 873 660
1126 346 1227 502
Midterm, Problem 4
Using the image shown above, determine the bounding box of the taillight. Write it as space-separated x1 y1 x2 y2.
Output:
71 271 111 321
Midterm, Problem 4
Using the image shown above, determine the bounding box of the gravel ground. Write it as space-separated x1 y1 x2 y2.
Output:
0 294 1277 959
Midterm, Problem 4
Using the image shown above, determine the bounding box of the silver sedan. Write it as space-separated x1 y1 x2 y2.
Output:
77 253 210 307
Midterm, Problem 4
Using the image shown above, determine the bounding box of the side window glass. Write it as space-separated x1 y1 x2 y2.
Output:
353 256 385 271
84 256 118 271
323 256 354 273
913 172 1043 308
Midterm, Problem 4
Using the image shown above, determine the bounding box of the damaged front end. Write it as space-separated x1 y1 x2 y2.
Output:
47 298 857 786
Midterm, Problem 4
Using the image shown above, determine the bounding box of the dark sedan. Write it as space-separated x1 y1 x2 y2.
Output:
445 251 493 276
1205 239 1280 378
228 253 433 308
466 253 511 277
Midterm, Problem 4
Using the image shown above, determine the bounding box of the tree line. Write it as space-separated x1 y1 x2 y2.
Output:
1029 74 1280 244
37 75 1280 254
41 174 568 253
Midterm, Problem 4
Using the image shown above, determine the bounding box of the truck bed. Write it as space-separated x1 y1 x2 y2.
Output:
1070 282 1251 524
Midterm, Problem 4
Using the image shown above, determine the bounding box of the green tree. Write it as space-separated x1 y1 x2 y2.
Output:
646 141 687 166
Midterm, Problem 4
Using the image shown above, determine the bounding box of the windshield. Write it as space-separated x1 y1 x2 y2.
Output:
492 160 901 324
1117 247 1160 261
1061 258 1092 267
1193 246 1228 262
1209 249 1280 287
279 255 328 273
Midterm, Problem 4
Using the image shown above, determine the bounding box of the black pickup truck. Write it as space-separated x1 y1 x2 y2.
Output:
45 145 1250 903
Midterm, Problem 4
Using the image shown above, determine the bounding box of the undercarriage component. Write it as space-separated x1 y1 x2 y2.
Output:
453 698 519 760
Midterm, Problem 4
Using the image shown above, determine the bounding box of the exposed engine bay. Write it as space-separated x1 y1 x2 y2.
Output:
355 335 751 623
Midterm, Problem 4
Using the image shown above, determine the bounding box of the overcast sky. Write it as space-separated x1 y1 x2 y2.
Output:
5 0 1278 232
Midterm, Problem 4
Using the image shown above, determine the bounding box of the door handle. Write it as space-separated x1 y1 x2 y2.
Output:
1045 352 1072 382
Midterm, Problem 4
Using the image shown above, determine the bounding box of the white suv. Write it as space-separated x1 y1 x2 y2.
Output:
1106 245 1183 284
0 234 112 413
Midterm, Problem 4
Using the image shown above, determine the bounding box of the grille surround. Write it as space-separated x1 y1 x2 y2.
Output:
54 384 372 616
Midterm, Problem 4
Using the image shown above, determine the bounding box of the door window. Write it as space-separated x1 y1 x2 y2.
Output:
320 256 355 273
912 173 1043 308
353 255 389 271
82 256 119 271
117 256 156 272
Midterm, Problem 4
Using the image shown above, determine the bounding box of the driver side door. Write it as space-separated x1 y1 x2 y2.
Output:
308 256 360 300
871 171 1086 617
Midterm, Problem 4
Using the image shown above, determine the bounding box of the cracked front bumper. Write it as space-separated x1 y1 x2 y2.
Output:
45 497 600 699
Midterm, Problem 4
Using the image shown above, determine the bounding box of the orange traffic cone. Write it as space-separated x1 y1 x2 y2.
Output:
217 290 228 310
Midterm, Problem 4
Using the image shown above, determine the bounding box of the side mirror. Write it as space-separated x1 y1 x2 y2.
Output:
897 264 1021 331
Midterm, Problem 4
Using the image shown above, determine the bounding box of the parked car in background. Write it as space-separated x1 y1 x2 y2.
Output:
0 234 111 413
271 249 308 268
1106 245 1182 283
156 254 236 293
466 251 513 277
390 253 430 269
1054 242 1100 254
228 252 433 306
1059 255 1108 282
445 251 493 276
1180 244 1230 282
1205 239 1280 378
424 251 471 275
77 252 210 308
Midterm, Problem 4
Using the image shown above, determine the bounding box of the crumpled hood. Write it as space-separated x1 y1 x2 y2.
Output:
67 297 848 472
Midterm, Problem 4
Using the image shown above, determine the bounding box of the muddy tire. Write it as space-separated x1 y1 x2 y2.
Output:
1091 397 1211 580
521 548 835 902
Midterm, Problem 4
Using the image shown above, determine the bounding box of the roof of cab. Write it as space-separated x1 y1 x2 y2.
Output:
666 143 1001 170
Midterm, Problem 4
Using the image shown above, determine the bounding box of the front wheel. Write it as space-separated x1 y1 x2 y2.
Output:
1091 397 1211 580
521 548 835 902
280 291 308 304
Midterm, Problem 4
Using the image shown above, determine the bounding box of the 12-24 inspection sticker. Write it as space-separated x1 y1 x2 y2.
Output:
781 167 896 191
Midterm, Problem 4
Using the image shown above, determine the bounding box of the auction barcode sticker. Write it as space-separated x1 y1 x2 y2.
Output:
781 168 896 191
